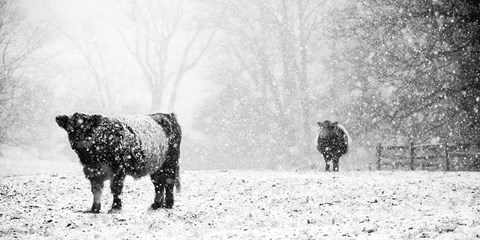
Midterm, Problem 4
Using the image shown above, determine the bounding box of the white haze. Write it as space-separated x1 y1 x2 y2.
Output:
22 0 214 131
2 0 477 173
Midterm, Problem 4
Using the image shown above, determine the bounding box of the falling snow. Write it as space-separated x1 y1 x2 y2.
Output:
0 0 479 239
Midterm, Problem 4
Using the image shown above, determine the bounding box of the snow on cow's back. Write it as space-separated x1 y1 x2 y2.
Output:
116 116 169 157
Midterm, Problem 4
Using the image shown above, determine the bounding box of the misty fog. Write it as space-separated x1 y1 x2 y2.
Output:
1 0 479 174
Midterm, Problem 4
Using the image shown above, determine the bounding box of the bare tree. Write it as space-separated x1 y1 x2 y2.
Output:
0 0 45 147
58 26 121 113
111 0 215 111
326 0 480 146
196 0 329 167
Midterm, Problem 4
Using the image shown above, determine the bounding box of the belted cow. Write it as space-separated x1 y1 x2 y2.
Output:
56 112 181 213
316 120 350 172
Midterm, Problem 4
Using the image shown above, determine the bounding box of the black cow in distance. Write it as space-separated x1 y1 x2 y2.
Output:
316 120 350 172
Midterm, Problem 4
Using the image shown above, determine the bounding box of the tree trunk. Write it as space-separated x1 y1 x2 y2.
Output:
167 77 182 112
150 84 163 112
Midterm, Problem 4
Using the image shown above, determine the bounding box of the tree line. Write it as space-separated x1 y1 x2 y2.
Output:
1 0 478 169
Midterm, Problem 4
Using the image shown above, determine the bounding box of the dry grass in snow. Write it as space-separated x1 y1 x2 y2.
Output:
1 170 480 239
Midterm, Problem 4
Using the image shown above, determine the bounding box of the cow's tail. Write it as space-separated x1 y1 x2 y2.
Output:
169 113 182 193
174 164 181 193
337 124 351 153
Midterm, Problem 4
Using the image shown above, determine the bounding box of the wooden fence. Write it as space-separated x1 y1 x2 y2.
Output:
376 142 480 171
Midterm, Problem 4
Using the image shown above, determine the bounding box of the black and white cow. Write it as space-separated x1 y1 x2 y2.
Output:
316 120 350 172
56 112 181 213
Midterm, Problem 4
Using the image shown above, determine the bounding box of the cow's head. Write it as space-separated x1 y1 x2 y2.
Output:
317 120 339 138
56 113 103 151
317 120 338 130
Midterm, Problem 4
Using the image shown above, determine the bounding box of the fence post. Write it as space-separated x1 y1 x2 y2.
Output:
444 141 449 171
376 143 382 170
410 142 415 170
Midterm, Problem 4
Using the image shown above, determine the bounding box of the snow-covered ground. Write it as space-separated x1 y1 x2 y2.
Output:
0 145 79 176
1 170 479 239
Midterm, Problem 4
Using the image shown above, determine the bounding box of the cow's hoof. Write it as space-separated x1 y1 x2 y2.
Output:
84 209 100 214
165 200 174 209
150 202 163 210
89 203 101 213
111 202 122 210
90 209 100 214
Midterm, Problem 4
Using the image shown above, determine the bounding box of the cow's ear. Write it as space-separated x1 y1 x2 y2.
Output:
317 122 322 126
333 121 339 125
56 115 70 130
90 114 103 128
72 112 86 125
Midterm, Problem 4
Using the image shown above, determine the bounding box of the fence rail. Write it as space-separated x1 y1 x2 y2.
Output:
376 142 480 171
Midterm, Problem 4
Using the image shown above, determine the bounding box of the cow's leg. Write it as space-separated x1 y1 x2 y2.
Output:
164 166 177 209
109 171 126 213
89 177 104 213
150 172 165 209
324 154 331 172
164 178 175 209
174 164 181 193
162 161 176 209
333 156 340 172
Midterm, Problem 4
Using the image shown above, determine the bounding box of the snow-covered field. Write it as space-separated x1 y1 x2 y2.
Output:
1 170 479 239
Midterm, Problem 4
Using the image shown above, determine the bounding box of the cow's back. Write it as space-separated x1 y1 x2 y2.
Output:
116 116 168 177
317 127 348 155
118 116 168 155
